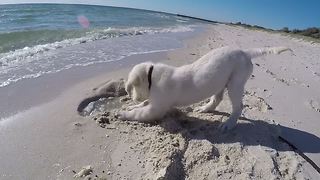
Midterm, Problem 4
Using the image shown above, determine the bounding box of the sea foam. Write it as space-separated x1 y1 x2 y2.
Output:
0 25 196 87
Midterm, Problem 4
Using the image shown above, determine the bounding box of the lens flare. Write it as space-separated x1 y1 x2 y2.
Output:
77 15 90 28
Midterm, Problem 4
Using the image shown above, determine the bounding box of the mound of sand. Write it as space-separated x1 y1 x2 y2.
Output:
76 79 311 180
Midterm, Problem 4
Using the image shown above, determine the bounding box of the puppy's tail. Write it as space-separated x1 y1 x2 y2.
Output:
244 47 293 59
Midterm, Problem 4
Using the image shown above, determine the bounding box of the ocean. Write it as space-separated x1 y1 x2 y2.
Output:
0 4 204 88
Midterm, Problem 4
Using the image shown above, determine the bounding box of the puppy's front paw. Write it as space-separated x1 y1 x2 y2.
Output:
127 105 137 111
116 111 129 121
195 106 211 113
219 120 236 132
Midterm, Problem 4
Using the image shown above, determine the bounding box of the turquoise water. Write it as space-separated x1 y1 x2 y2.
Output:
0 4 195 53
0 4 203 88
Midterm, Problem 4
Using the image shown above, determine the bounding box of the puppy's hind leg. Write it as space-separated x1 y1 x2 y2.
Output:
220 61 252 131
196 89 224 113
220 82 244 131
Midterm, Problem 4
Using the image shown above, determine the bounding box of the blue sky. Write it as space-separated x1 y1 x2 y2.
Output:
1 0 319 29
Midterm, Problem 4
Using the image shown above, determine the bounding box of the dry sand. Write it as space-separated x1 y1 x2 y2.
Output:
1 24 320 179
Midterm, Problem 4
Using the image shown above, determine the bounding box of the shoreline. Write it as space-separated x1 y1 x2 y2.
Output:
1 24 320 179
0 51 168 119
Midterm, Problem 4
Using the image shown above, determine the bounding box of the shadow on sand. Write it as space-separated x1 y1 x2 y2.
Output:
159 109 320 154
156 109 320 173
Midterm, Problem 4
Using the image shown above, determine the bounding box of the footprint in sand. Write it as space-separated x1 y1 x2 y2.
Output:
313 72 320 80
244 91 273 113
265 69 309 88
309 100 320 113
265 69 290 86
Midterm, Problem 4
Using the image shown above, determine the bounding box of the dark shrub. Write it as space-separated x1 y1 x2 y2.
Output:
292 29 301 33
280 27 290 33
300 27 319 36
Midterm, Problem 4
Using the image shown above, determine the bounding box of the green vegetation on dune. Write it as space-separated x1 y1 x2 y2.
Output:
280 27 320 39
172 14 319 43
228 22 320 43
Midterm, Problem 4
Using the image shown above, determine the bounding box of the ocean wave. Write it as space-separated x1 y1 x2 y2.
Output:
176 19 189 23
0 25 194 67
0 29 86 53
0 25 195 87
148 12 171 19
0 49 174 88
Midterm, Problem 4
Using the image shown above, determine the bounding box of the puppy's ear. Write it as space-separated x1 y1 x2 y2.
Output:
146 64 153 74
144 63 153 81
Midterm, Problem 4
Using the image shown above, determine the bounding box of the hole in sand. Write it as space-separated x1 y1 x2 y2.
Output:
80 97 124 116
77 79 128 116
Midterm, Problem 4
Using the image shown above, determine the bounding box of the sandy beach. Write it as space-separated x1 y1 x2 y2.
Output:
1 23 320 179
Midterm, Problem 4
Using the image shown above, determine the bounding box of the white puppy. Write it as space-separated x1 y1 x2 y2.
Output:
119 46 292 130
